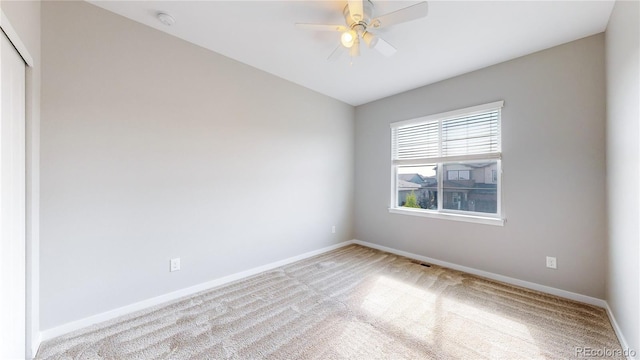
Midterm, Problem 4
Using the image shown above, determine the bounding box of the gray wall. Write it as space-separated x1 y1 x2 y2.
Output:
354 35 607 298
606 0 639 354
34 0 639 351
0 0 41 357
40 1 354 330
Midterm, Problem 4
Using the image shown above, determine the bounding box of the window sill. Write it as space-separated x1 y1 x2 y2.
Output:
388 207 505 226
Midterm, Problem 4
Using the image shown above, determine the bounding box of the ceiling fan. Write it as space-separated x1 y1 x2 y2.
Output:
295 0 428 61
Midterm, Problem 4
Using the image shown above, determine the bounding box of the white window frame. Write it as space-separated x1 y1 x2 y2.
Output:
389 101 505 226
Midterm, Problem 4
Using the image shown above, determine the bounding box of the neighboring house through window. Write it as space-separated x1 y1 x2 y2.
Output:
389 101 504 225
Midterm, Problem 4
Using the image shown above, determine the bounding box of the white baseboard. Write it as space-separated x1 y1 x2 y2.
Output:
38 239 633 360
39 240 355 343
604 302 636 360
352 239 606 307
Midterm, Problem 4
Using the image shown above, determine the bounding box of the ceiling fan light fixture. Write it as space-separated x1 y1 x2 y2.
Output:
362 31 378 48
340 30 356 48
349 37 361 57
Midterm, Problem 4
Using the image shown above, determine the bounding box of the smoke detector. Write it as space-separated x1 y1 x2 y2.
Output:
157 12 175 26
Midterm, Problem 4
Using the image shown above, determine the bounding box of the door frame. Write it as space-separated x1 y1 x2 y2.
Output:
0 8 37 359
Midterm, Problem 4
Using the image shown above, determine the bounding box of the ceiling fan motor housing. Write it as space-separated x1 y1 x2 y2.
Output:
343 0 375 33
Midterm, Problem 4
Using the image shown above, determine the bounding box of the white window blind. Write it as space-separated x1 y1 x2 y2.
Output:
391 101 503 163
441 110 500 157
391 121 439 160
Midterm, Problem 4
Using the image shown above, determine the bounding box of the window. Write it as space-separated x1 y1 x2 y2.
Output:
389 101 504 225
447 170 470 180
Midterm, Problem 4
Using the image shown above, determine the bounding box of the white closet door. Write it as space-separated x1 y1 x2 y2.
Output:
0 30 27 358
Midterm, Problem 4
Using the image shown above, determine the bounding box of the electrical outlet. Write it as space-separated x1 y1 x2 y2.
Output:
546 256 557 269
170 258 181 272
332 225 336 234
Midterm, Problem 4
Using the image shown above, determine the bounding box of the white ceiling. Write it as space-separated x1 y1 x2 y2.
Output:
88 1 614 106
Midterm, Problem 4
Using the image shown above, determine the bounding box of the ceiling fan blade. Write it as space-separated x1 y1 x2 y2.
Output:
348 0 364 22
295 23 347 32
374 37 397 57
370 2 428 29
327 45 347 62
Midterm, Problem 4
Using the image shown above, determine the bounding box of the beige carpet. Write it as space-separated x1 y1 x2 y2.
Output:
37 245 623 359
